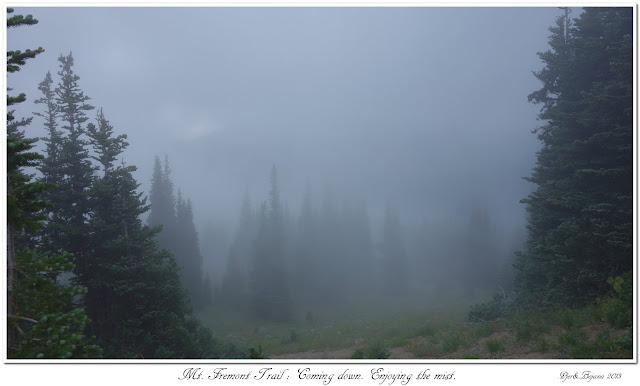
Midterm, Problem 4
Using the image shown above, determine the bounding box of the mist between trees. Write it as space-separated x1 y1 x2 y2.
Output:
152 155 523 320
6 6 632 359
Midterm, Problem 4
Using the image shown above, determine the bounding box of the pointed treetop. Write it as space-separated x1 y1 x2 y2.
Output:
87 108 129 174
55 52 94 134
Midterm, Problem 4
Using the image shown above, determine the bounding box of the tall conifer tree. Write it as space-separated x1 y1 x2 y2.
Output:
515 8 633 308
148 155 177 250
86 112 231 358
249 166 291 321
175 192 205 307
219 190 257 309
33 71 63 253
50 53 96 288
7 9 99 358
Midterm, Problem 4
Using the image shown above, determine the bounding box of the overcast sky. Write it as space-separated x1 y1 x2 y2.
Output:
7 5 562 234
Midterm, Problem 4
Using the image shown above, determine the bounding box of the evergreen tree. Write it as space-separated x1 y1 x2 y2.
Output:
86 111 237 358
34 71 61 186
50 52 96 289
147 155 177 250
292 187 320 303
515 8 633 308
291 189 374 304
11 248 101 358
175 192 205 307
83 109 131 345
235 190 259 279
219 190 257 309
87 108 128 174
148 156 206 307
249 166 291 321
6 9 46 307
7 8 98 358
33 71 63 252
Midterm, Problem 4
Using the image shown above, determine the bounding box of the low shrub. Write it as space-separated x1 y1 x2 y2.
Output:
603 274 633 328
248 345 265 359
472 323 494 339
468 293 512 322
416 323 437 337
533 337 550 353
557 329 588 348
441 333 462 353
514 318 550 343
485 338 506 355
616 329 632 352
408 340 434 358
555 308 582 330
351 341 391 359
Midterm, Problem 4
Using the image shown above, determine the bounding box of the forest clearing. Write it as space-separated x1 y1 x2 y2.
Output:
199 292 632 360
6 5 633 367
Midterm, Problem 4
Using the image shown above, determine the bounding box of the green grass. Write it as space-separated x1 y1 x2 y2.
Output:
440 333 463 353
415 323 438 337
196 295 466 357
533 337 550 353
485 338 506 356
408 339 435 357
471 323 493 339
195 292 632 359
351 341 391 359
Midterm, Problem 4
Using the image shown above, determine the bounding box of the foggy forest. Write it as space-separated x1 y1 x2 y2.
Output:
6 6 633 360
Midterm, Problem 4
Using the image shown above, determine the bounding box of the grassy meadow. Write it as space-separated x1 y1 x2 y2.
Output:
196 293 632 360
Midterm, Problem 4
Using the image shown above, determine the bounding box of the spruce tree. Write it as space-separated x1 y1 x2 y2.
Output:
87 108 128 173
6 9 46 302
292 188 319 303
515 8 633 308
147 155 177 250
34 71 62 186
50 52 97 288
219 190 257 309
10 248 101 358
249 166 291 321
33 71 63 253
148 158 205 307
315 188 343 302
86 111 236 358
175 192 205 307
7 8 99 358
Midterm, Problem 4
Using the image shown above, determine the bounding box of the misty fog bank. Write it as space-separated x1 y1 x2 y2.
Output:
8 5 563 318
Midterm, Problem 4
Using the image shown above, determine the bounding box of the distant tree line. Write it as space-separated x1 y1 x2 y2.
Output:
214 168 389 320
214 170 391 320
147 155 213 309
208 167 514 321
